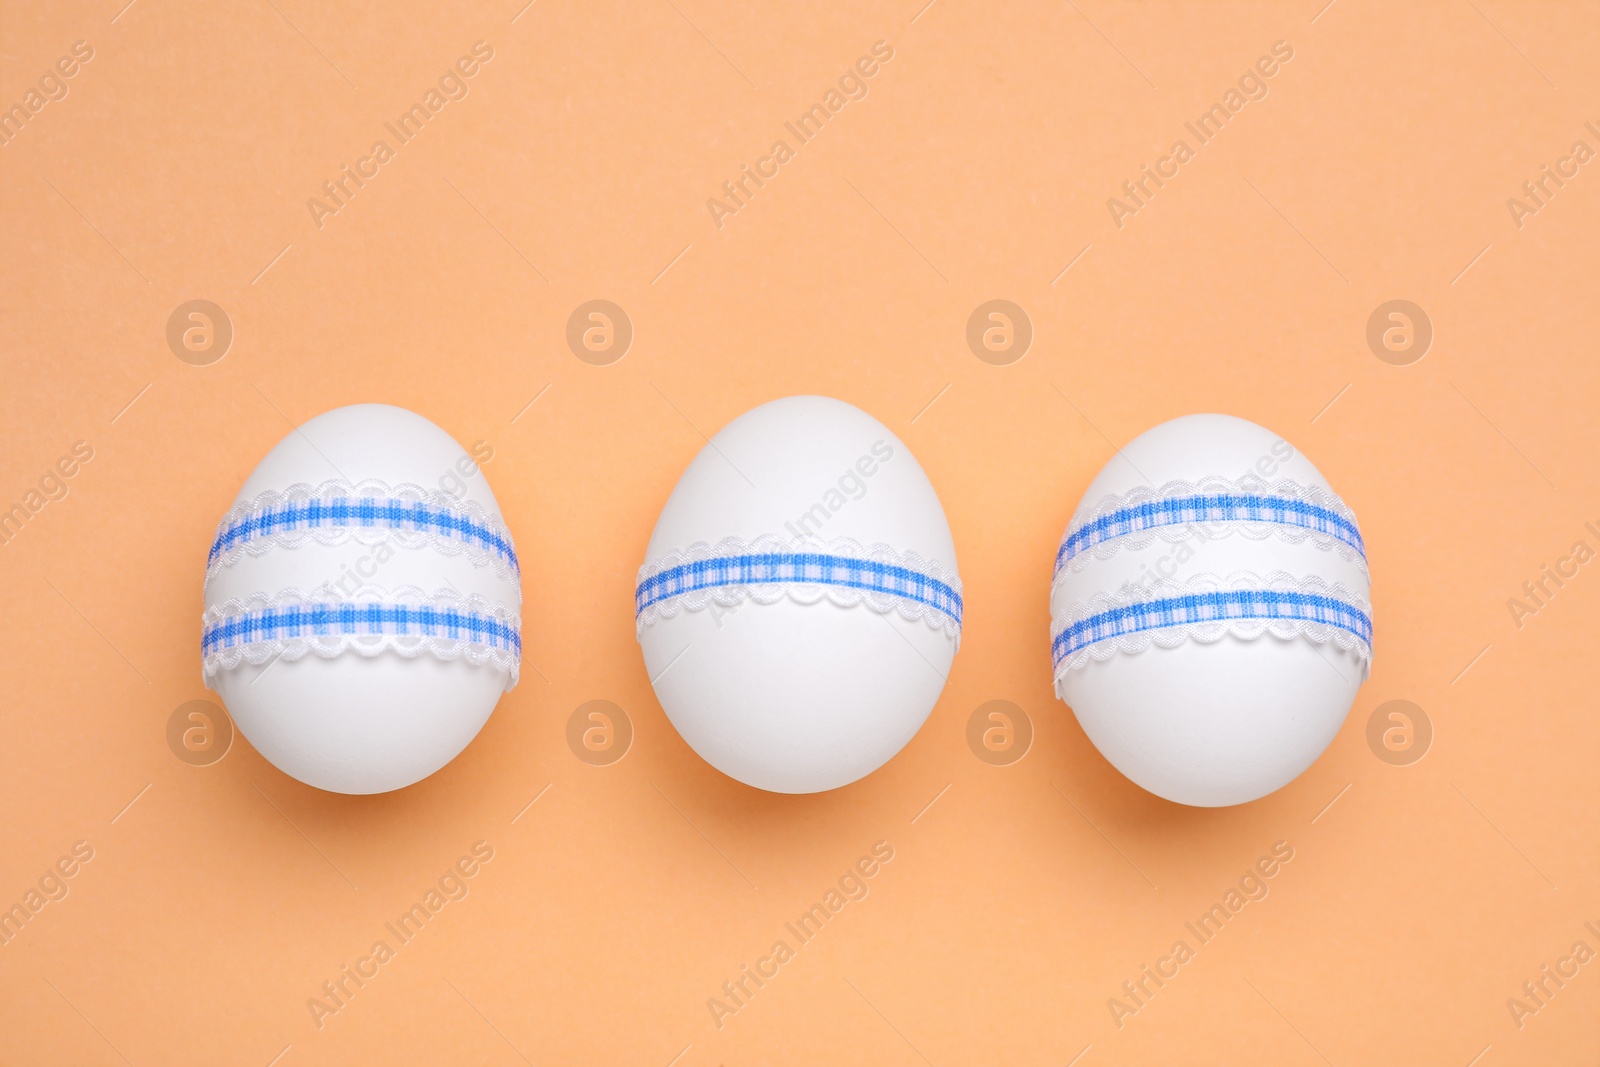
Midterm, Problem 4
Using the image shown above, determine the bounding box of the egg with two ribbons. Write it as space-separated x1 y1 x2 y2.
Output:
202 404 522 795
1050 414 1373 807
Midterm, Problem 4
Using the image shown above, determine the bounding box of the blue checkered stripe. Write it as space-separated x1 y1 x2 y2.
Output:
202 601 521 658
1051 587 1371 669
1055 492 1364 574
636 551 963 629
208 496 518 573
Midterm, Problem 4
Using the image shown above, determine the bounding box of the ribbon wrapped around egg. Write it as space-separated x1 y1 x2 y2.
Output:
635 395 961 794
1049 414 1372 807
201 404 522 795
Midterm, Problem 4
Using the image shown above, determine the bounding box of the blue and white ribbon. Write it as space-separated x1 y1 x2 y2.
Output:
1055 476 1364 579
206 480 518 579
1050 572 1372 681
635 535 962 641
202 587 522 687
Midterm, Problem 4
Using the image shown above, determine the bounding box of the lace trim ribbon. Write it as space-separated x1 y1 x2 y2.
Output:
1050 571 1371 680
202 585 521 688
207 479 518 580
1055 476 1364 578
635 535 962 642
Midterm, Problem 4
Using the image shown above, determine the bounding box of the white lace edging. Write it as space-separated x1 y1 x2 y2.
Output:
1050 570 1372 688
205 479 519 586
635 534 963 644
202 584 521 690
1053 520 1369 585
1073 475 1360 531
1056 474 1364 579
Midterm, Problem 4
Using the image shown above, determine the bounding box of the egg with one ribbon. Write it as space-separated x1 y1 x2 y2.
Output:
1050 414 1371 807
637 395 961 793
202 404 522 794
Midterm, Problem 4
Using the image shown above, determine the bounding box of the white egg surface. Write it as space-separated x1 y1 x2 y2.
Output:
637 395 960 794
202 404 521 794
1050 414 1371 807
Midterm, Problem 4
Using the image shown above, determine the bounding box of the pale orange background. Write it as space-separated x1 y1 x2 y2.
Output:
3 0 1599 1063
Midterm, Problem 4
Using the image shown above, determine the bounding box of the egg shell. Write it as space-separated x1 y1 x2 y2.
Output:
205 404 519 794
639 395 958 794
1051 414 1369 807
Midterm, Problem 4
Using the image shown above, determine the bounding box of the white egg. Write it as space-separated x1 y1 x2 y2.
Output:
1050 414 1371 807
637 396 961 794
202 404 521 794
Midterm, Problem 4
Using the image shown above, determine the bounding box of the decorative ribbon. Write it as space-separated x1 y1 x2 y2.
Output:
635 535 962 641
207 479 518 578
1055 475 1365 579
202 586 521 688
1050 571 1372 681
